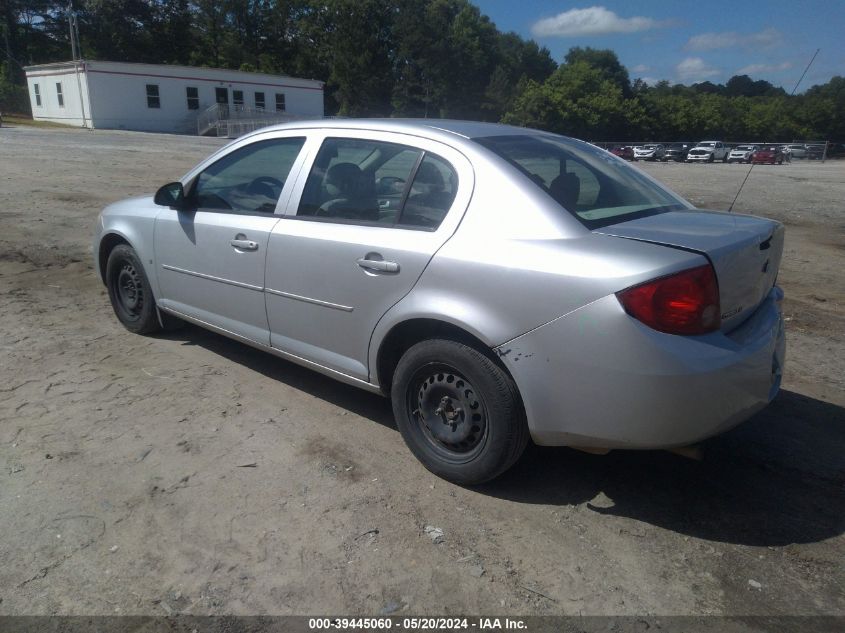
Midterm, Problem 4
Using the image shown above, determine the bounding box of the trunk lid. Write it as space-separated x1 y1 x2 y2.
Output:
595 210 784 331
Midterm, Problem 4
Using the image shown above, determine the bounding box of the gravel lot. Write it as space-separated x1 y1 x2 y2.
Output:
0 125 843 617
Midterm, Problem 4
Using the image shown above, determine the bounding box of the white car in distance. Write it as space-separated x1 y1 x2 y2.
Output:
728 145 758 163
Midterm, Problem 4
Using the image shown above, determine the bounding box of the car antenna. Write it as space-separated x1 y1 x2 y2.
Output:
728 48 820 213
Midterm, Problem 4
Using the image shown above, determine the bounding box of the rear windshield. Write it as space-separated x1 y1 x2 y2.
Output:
475 134 690 229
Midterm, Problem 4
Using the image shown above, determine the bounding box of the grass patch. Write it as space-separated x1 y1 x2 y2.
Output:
1 114 72 129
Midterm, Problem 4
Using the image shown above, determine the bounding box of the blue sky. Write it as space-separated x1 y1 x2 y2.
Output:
474 1 844 90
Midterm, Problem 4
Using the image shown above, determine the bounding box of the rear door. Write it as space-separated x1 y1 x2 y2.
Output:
265 131 473 380
154 134 307 344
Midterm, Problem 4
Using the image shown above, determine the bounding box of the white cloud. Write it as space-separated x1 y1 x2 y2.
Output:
676 57 720 82
532 6 667 37
685 28 781 52
737 61 793 75
631 64 651 73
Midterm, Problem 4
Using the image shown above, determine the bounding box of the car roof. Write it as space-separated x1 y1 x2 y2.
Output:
251 118 539 141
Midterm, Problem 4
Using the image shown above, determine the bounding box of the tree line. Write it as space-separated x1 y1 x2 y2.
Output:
1 0 842 141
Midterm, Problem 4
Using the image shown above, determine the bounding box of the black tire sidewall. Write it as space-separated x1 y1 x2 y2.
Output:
391 339 527 485
106 244 159 334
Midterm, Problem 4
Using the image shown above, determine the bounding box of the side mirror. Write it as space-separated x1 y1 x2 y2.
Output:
154 182 187 209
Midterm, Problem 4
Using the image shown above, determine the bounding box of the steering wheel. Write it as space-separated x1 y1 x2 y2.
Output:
246 176 284 197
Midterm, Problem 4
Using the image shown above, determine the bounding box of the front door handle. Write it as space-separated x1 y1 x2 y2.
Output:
357 257 399 273
230 238 258 251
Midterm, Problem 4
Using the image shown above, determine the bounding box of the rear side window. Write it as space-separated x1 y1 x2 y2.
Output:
399 154 458 229
475 134 688 229
296 137 457 230
191 137 305 214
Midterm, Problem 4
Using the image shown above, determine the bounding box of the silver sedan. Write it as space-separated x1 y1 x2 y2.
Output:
93 120 786 484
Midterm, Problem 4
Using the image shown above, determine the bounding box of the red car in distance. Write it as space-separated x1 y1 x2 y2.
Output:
752 145 785 165
610 146 634 160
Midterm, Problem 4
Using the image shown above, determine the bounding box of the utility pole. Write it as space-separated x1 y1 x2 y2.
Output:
68 2 78 60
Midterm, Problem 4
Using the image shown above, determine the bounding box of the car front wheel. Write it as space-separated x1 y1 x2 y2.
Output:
106 244 160 334
391 339 528 485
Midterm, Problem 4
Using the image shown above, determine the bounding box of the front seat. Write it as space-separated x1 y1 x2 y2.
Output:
549 171 581 210
318 162 378 221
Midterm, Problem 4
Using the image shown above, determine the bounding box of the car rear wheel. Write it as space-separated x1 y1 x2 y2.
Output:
106 244 160 334
391 339 528 485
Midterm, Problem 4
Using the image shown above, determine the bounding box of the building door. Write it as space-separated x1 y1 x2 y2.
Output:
215 87 229 117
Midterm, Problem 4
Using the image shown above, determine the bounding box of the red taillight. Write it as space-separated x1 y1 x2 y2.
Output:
616 264 721 335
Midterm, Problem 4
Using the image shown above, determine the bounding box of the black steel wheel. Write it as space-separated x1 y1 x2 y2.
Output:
106 244 160 334
409 364 489 461
392 339 528 484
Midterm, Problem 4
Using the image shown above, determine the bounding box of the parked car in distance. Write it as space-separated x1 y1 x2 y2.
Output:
609 145 634 160
784 144 808 159
94 119 786 484
663 143 691 162
806 144 826 160
686 141 730 163
633 143 666 161
728 145 758 163
752 145 785 164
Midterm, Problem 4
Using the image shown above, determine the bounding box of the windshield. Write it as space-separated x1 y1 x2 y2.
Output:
699 142 717 148
736 145 753 151
475 134 690 229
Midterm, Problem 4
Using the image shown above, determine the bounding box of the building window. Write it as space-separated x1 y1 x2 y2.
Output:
56 82 64 107
186 86 199 110
275 93 286 112
233 90 244 108
34 83 42 107
254 91 265 110
146 84 160 108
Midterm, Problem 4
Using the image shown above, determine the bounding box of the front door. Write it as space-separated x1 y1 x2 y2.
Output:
265 133 471 381
155 135 306 344
215 87 229 118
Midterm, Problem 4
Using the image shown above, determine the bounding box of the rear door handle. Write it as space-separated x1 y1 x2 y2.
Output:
357 257 399 273
230 238 259 251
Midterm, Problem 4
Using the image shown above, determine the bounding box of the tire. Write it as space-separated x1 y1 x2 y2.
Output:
708 154 714 163
391 339 528 485
105 244 160 334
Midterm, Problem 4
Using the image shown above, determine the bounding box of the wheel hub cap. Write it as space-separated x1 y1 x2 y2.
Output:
117 265 142 312
415 370 486 451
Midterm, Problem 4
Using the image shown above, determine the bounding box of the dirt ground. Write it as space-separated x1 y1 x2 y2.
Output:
0 125 843 617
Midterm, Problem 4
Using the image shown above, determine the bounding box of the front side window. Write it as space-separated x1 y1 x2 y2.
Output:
475 134 689 229
275 93 286 112
255 92 265 110
56 82 64 107
34 83 42 106
146 84 160 108
191 137 305 214
296 137 457 230
186 86 199 110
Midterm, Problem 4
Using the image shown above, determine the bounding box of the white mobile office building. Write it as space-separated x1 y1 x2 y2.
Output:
24 60 324 134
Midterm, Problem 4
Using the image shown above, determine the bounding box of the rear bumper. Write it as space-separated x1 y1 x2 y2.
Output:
497 286 785 448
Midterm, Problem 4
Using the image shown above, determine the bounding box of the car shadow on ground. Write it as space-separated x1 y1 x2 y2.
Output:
484 389 845 547
164 325 397 429
166 326 845 548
